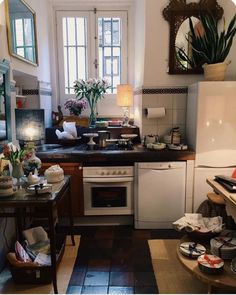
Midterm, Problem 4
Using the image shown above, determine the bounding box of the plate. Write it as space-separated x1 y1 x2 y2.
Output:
179 242 206 258
121 134 138 140
26 184 52 195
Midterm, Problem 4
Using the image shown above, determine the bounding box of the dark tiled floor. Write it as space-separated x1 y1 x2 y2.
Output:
65 226 183 294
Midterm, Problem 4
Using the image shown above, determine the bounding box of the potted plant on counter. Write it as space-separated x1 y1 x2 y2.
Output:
177 13 236 80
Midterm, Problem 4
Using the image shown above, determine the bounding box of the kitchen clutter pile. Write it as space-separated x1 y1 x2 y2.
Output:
7 226 51 267
174 213 236 275
173 213 224 234
6 226 56 284
144 126 188 150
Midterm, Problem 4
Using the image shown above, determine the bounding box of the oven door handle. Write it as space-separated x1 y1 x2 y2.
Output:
83 177 133 183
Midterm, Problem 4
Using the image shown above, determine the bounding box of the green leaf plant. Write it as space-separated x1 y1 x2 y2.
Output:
176 13 236 70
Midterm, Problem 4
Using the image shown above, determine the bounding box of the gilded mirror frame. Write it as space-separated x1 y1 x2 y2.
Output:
163 0 223 75
5 0 38 66
0 59 11 146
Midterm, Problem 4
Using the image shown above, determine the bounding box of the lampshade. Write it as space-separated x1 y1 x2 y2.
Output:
15 109 45 143
117 84 133 107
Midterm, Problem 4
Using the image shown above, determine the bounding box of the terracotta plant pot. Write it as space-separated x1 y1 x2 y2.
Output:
203 61 231 81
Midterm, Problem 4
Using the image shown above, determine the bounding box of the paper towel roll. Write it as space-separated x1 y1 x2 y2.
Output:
145 107 166 119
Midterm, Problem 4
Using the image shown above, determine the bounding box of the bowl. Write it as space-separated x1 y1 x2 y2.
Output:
58 137 81 146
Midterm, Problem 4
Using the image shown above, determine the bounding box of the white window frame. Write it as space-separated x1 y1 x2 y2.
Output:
56 9 128 117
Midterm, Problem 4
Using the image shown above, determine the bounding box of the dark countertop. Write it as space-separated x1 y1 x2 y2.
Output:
36 144 195 165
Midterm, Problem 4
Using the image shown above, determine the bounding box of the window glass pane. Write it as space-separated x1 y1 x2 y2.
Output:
99 47 103 78
24 19 33 46
68 47 77 89
78 47 86 79
26 47 33 60
15 19 24 47
63 18 68 46
98 17 122 94
64 47 69 92
62 16 87 93
112 18 120 45
67 18 76 46
17 48 24 56
77 18 85 45
103 18 112 46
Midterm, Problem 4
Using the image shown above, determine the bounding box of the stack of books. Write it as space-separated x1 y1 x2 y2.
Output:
214 175 236 192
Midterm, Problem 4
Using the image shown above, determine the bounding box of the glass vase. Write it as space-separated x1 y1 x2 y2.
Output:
89 105 97 128
12 162 24 189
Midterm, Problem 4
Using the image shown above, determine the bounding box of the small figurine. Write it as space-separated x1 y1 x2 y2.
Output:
52 105 64 126
27 169 40 185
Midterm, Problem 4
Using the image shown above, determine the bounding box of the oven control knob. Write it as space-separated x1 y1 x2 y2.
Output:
112 171 116 175
106 171 110 175
118 171 121 175
101 171 105 175
122 171 127 175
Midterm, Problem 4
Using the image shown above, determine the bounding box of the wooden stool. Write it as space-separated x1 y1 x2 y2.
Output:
207 192 225 205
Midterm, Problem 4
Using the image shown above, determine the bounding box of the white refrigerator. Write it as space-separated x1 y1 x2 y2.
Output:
186 82 236 212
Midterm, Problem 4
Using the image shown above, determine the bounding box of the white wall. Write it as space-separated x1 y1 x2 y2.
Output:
0 0 52 83
134 0 145 87
141 0 236 87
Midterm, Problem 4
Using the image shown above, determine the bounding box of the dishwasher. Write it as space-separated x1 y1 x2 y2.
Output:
134 162 186 229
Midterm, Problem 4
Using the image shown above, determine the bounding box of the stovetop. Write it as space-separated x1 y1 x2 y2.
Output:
74 143 134 151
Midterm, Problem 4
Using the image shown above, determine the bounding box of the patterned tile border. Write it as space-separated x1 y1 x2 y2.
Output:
134 87 188 95
22 89 39 95
21 89 52 96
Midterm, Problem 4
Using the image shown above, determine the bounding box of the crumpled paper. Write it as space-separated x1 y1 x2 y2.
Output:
173 213 224 233
55 121 77 139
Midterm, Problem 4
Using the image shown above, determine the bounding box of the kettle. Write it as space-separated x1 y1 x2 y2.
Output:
97 130 110 148
144 134 158 146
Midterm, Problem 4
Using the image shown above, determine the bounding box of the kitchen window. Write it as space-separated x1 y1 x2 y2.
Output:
56 9 128 103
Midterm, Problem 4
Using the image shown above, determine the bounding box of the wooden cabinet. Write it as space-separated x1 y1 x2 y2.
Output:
41 162 84 217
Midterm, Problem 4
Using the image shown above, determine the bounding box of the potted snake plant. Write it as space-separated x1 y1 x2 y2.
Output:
176 13 236 80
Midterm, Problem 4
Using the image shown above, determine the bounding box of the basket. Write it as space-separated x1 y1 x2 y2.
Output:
203 61 231 81
186 230 218 242
7 253 52 284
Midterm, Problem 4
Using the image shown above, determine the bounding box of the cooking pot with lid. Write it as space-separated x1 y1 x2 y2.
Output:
97 130 110 148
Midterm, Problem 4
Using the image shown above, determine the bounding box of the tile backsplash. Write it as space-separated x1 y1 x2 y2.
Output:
134 86 187 142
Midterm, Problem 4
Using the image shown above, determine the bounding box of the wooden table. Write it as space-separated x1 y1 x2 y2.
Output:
207 178 236 221
177 236 236 293
0 175 75 294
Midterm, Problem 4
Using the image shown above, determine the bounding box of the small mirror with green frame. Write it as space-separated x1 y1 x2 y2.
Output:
5 0 38 66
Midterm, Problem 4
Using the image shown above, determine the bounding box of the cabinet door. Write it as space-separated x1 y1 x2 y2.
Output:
41 162 84 217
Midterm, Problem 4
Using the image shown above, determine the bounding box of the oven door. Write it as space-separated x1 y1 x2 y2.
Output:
83 177 133 215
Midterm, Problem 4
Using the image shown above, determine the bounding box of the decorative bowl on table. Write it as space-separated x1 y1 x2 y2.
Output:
57 137 81 146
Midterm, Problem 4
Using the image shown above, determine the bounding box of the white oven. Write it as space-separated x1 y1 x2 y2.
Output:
83 166 134 215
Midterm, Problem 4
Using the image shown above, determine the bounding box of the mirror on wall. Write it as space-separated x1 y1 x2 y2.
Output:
5 0 38 66
0 59 11 144
163 0 223 75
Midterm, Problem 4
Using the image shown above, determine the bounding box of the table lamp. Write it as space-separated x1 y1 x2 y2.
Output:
117 84 133 126
15 109 45 175
15 109 45 147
